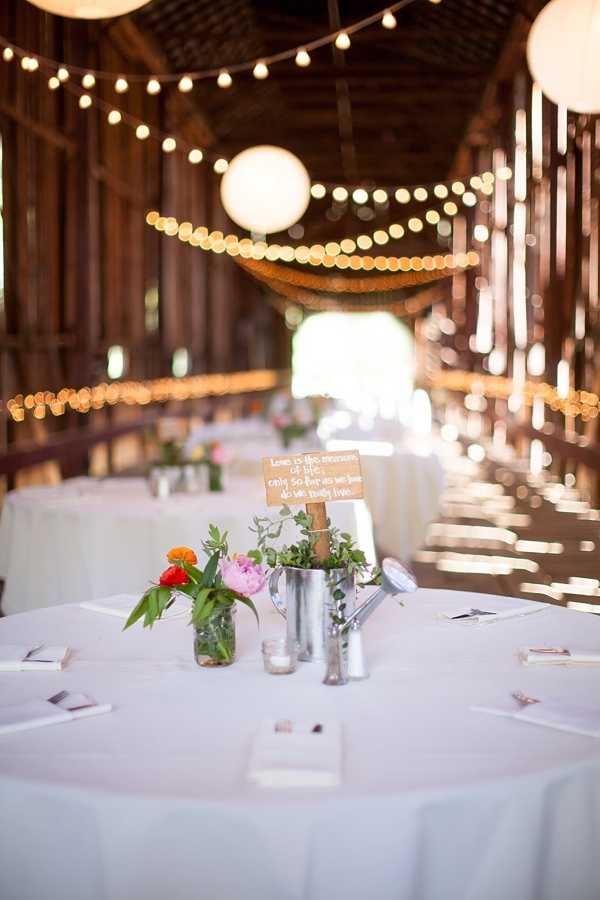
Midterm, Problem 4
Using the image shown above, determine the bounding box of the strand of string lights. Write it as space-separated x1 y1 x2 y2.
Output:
145 211 481 273
0 1 417 88
0 34 505 200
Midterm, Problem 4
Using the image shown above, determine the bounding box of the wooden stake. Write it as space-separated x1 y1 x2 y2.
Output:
306 501 330 563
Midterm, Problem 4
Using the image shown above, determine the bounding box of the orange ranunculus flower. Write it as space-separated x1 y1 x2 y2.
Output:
167 547 198 565
159 565 189 587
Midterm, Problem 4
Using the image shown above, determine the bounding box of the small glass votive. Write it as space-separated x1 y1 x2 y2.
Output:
261 638 299 675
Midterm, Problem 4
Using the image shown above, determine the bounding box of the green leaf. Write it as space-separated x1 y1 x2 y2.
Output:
201 550 220 587
123 593 150 630
238 595 260 625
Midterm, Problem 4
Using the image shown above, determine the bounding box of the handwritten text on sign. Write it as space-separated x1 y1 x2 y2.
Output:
262 450 363 506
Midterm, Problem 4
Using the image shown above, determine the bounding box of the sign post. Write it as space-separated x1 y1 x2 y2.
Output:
262 449 364 562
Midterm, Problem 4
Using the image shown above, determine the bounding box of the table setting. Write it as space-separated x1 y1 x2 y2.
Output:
1 578 600 899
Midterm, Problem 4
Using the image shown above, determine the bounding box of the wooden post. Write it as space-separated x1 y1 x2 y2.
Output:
305 501 330 562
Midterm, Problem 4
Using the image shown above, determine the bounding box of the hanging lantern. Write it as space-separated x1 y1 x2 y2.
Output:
220 145 311 234
526 0 600 113
25 0 151 17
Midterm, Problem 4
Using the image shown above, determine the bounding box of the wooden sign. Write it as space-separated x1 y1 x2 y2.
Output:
262 449 364 507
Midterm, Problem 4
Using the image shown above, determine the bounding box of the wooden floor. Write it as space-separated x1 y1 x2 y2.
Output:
409 440 600 614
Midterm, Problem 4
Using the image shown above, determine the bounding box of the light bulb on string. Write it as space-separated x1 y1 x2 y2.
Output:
82 73 95 88
107 110 122 124
3 47 14 61
295 47 311 67
214 158 229 174
48 76 60 90
147 79 161 95
253 60 269 79
135 124 150 140
382 9 397 28
115 77 129 93
310 184 326 198
57 67 70 82
79 94 92 109
217 69 232 88
335 31 351 50
162 137 176 153
178 75 194 92
188 149 203 164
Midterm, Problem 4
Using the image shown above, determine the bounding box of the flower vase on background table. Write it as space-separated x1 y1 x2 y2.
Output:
208 463 224 492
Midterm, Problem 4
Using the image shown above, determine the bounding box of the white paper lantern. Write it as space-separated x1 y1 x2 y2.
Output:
25 0 150 17
526 0 600 113
220 145 311 234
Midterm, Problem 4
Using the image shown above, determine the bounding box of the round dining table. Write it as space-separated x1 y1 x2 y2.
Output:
0 587 599 899
0 475 375 615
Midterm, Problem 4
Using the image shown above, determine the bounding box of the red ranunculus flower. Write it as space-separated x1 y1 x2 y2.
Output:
159 565 189 587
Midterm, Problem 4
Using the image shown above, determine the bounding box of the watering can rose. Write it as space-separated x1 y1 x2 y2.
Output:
221 555 266 597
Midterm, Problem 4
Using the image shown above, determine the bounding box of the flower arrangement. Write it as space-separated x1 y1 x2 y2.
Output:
190 440 235 491
124 527 265 665
265 392 320 449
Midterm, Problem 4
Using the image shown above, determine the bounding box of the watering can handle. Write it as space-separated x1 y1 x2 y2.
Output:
269 567 287 619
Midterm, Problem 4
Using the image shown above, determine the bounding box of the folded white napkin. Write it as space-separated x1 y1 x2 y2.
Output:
520 646 600 665
0 645 71 671
439 596 546 625
247 720 342 787
0 693 112 735
81 594 190 619
471 693 600 737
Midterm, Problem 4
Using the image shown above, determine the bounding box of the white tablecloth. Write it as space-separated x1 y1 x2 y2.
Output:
0 476 375 614
1 589 600 899
359 449 445 563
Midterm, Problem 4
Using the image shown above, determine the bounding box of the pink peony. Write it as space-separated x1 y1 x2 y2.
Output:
209 441 234 467
271 414 292 428
221 556 266 597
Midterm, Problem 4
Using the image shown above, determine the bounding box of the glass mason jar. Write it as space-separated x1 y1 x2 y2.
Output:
193 602 236 667
207 463 224 492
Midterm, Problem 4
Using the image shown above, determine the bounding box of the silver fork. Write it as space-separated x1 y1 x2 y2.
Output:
274 719 292 732
47 690 68 705
512 690 540 709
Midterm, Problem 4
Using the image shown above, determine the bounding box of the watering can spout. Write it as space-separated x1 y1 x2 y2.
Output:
343 557 418 630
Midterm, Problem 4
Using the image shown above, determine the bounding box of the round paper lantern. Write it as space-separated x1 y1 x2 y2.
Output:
220 145 311 234
25 0 150 17
526 0 600 113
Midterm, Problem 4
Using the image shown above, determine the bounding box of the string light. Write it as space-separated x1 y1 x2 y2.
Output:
136 124 150 139
253 60 269 79
48 75 60 90
178 75 194 92
2 47 13 61
188 148 203 164
107 110 122 124
5 370 281 423
162 137 176 152
57 67 69 82
295 47 311 67
217 69 232 88
382 9 397 28
79 94 92 109
214 158 229 174
82 73 95 88
114 77 129 93
335 31 351 50
146 78 161 94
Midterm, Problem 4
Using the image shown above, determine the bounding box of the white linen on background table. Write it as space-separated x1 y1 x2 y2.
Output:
1 587 600 899
0 475 375 614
